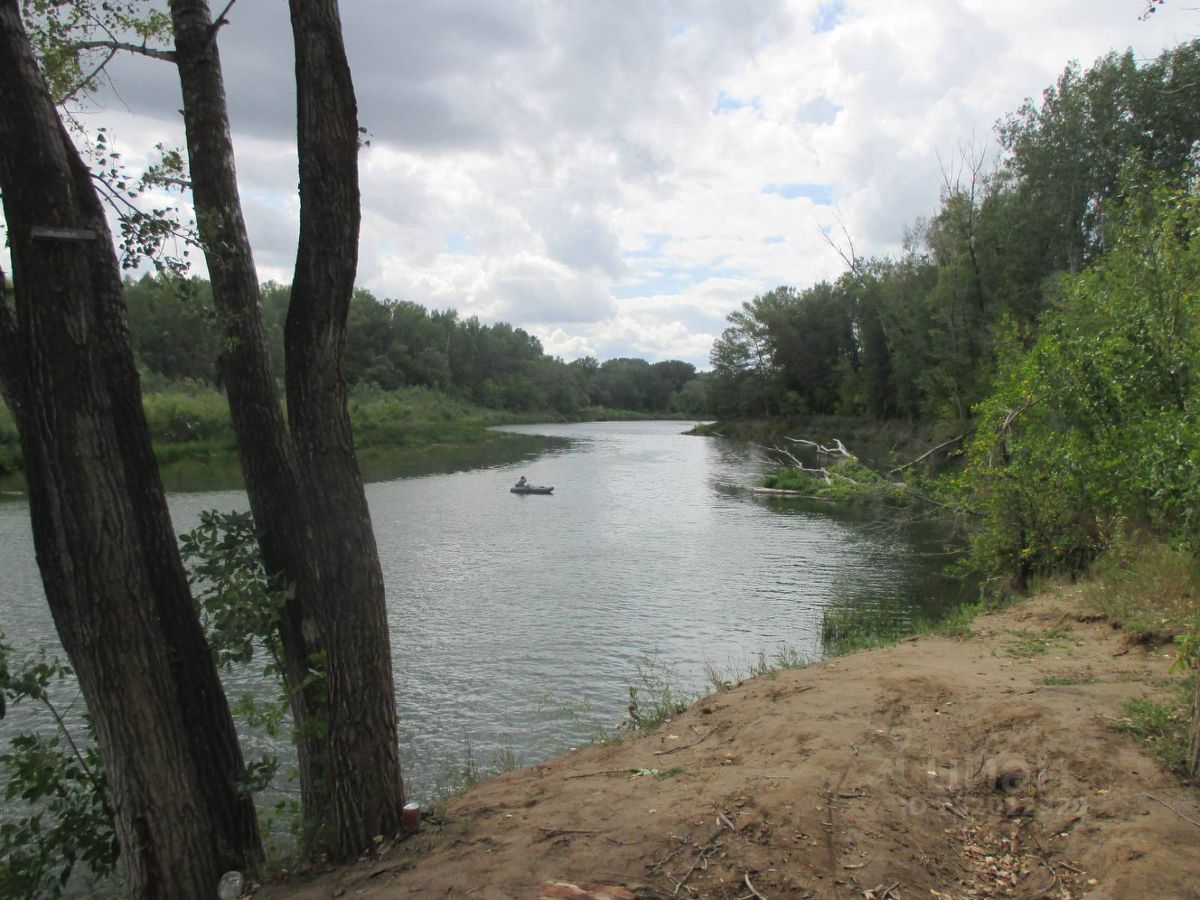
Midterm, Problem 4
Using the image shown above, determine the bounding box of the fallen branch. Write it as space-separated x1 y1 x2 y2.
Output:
654 728 712 756
1146 793 1200 827
648 838 693 874
537 826 604 836
750 487 837 500
785 436 855 459
669 827 724 896
888 434 966 474
864 882 901 900
743 872 768 900
768 446 861 485
563 768 643 780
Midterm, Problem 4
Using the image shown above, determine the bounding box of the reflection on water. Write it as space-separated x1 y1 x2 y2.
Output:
0 420 969 804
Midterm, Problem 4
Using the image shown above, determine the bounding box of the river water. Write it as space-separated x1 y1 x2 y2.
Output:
0 420 966 804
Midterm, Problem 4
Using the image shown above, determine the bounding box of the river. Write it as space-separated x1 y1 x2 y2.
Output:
0 420 966 806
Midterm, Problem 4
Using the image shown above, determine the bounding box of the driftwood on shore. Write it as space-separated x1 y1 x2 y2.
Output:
750 487 836 500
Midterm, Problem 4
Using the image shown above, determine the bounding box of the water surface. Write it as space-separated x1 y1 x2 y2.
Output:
0 420 965 802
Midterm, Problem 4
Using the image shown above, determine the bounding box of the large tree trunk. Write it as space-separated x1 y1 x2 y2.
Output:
169 0 404 856
167 0 331 825
0 3 261 896
286 0 405 855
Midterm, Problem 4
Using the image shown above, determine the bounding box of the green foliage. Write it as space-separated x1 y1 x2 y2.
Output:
178 510 308 846
0 638 119 899
20 1 171 103
142 384 234 446
179 510 287 670
347 383 492 448
762 456 908 505
624 656 692 731
959 178 1200 580
709 42 1200 430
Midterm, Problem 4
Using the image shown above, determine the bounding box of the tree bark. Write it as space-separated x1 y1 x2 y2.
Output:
169 0 405 856
167 0 330 825
286 0 405 855
0 3 261 895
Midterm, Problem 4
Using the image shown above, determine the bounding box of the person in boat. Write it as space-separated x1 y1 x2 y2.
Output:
515 475 528 488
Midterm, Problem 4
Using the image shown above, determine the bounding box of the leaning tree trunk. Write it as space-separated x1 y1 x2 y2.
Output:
168 0 331 825
0 3 261 895
286 0 405 856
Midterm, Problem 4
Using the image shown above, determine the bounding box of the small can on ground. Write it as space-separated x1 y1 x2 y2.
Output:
401 801 421 834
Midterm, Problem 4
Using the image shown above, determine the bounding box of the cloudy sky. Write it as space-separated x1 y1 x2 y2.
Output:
26 0 1198 367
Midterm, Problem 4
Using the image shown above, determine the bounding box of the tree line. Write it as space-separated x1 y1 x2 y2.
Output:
126 275 709 417
710 41 1200 426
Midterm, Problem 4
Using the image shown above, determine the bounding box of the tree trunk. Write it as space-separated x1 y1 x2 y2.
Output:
286 0 405 855
169 0 405 855
167 0 330 826
0 3 261 895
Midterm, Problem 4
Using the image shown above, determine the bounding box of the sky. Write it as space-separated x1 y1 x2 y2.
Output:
12 0 1197 368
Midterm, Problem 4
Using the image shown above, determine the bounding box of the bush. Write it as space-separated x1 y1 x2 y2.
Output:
0 640 119 899
958 176 1200 582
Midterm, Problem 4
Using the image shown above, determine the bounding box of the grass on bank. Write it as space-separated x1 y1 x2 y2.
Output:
1076 539 1200 781
0 382 550 492
1114 683 1196 779
0 382 705 493
1077 540 1200 645
820 600 985 657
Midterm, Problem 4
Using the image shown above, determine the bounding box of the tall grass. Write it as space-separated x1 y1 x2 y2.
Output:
1078 539 1200 641
820 601 984 657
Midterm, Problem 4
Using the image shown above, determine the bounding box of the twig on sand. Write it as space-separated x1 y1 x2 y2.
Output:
1146 793 1200 827
842 857 872 870
564 769 641 780
654 729 713 756
865 882 901 899
743 872 768 899
648 839 692 875
670 828 723 896
537 826 604 836
717 811 739 832
1034 856 1062 896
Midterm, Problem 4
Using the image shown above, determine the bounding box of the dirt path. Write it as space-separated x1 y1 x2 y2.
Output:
258 588 1200 899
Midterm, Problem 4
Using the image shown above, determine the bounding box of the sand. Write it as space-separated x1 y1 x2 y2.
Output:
257 586 1200 899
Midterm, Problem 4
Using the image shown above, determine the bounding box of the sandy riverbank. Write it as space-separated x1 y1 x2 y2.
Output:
259 587 1200 899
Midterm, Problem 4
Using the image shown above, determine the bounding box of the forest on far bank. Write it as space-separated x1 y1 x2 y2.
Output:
0 278 712 481
124 275 711 418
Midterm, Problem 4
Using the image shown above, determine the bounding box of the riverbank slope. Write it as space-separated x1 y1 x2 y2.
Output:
260 587 1200 899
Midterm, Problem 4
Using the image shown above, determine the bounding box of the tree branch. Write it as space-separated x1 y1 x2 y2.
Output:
784 436 855 459
72 39 176 63
206 0 239 52
815 207 859 273
888 433 967 474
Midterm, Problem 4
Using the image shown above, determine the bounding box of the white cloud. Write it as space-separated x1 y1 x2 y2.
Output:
2 0 1191 367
